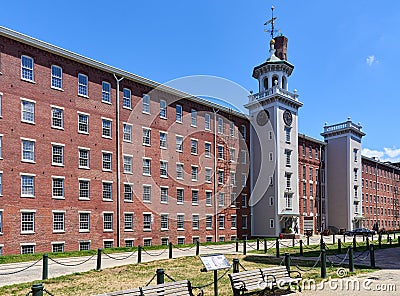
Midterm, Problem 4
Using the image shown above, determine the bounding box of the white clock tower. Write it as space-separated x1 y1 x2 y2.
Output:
245 33 303 237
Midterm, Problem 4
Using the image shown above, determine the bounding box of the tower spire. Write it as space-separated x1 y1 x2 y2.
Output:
264 6 279 39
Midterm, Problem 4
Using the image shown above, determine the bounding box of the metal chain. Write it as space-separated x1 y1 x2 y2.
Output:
0 259 42 276
193 267 232 289
174 245 195 252
294 253 321 272
165 273 176 282
102 251 136 261
142 248 168 257
239 262 247 271
144 273 157 287
48 254 95 267
44 289 55 296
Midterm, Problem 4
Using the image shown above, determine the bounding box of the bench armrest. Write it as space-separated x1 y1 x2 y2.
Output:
265 274 277 284
289 270 302 278
194 287 204 296
232 279 247 291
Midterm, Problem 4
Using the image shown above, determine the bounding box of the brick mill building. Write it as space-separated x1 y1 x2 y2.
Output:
0 26 399 255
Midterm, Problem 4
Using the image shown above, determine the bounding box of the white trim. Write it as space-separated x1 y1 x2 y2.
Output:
20 173 36 177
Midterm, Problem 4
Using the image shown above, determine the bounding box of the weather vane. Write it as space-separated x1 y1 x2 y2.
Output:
264 6 280 39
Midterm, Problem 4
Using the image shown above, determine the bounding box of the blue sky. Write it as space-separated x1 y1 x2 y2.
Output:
2 1 400 161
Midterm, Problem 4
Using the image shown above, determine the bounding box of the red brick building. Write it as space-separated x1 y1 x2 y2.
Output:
0 27 251 255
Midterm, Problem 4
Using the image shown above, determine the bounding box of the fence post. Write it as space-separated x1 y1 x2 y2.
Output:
390 237 392 246
362 235 365 242
284 253 291 273
338 239 342 253
31 283 44 296
398 236 400 246
343 234 346 243
156 268 165 284
300 240 304 256
42 254 48 280
369 244 375 268
348 246 354 273
243 239 247 255
321 249 326 279
138 245 142 263
276 238 280 258
96 248 102 271
264 238 267 254
320 239 325 250
307 235 310 246
169 242 173 259
366 237 370 251
257 238 260 251
379 234 382 249
292 237 295 247
353 236 357 252
387 233 390 242
371 234 374 241
233 258 239 273
333 234 335 245
235 240 239 253
196 240 200 256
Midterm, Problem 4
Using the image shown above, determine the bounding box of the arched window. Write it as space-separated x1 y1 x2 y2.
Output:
282 76 287 90
272 75 279 87
263 77 269 90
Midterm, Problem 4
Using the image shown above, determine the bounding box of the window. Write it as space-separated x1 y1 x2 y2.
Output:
103 182 112 200
160 99 167 118
230 122 235 137
160 161 168 178
79 148 90 168
241 150 247 164
230 172 236 186
22 139 35 162
205 142 211 157
310 199 314 213
177 237 185 244
176 163 184 180
104 241 113 248
242 216 248 229
79 180 90 200
0 93 2 117
241 125 246 140
176 105 182 122
78 74 88 96
176 136 183 152
21 245 35 254
52 243 64 253
123 88 131 109
78 113 89 133
206 191 212 206
309 146 313 158
206 215 213 229
102 82 111 103
218 145 224 159
315 148 319 160
143 213 151 230
142 94 150 113
21 175 34 197
21 100 35 123
52 178 64 198
191 139 198 155
52 144 64 166
21 55 34 81
218 117 224 134
0 173 2 196
218 170 224 184
309 168 313 180
142 128 151 145
143 185 151 202
123 124 132 142
191 166 198 181
285 149 291 166
284 193 293 210
21 212 34 233
269 152 273 161
354 169 358 181
310 184 313 196
269 219 274 228
205 168 212 183
354 149 358 162
177 188 184 204
79 213 90 231
218 215 225 229
191 109 197 126
124 184 133 201
79 241 90 251
103 213 113 231
192 214 199 229
177 214 184 230
53 212 65 232
51 107 63 129
161 214 168 230
285 172 291 188
285 127 291 143
192 190 199 205
102 152 112 171
205 113 211 130
242 173 247 187
231 193 236 206
123 155 133 174
161 187 168 203
218 192 225 206
160 132 167 148
102 119 112 138
230 148 236 162
124 213 133 230
242 194 247 208
303 198 307 213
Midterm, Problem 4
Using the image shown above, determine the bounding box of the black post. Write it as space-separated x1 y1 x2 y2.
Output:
321 249 326 279
333 234 336 245
276 238 280 258
387 233 390 242
257 238 260 250
31 283 44 296
353 236 357 252
320 239 325 250
338 239 342 253
349 246 354 273
214 270 218 296
169 242 173 259
284 253 291 273
363 235 365 242
371 234 374 241
42 254 48 280
235 240 239 253
307 235 310 246
156 268 165 284
398 236 400 246
243 239 247 255
369 244 375 268
233 258 239 273
390 237 392 246
379 234 382 249
196 240 200 256
300 240 304 256
138 245 142 263
366 237 370 251
343 234 346 243
292 237 295 247
96 248 102 271
264 238 267 254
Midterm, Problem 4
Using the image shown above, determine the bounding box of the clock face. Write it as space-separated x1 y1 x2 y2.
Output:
283 110 293 126
256 110 269 126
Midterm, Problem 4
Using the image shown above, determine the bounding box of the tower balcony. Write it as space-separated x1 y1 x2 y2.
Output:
321 118 366 139
249 86 298 103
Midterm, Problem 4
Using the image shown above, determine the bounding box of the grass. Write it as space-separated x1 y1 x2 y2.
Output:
0 254 377 296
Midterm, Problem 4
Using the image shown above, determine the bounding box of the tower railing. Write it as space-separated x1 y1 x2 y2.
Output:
249 86 297 102
323 120 363 133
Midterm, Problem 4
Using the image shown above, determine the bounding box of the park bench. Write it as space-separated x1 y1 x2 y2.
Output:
96 287 141 296
140 279 203 296
229 266 302 295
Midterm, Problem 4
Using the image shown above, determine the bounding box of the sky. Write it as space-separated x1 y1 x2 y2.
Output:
2 1 400 162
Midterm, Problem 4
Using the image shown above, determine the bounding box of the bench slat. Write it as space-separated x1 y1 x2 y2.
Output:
96 288 142 296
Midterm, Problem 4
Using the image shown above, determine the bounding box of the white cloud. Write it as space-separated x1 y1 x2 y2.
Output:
366 55 377 66
362 147 400 163
383 147 400 158
362 148 385 159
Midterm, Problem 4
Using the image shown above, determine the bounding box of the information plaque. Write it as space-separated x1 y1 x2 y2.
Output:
199 254 231 271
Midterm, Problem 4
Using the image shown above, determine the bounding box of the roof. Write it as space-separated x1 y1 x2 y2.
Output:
298 133 326 146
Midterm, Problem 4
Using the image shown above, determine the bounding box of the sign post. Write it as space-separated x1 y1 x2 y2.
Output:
199 254 231 296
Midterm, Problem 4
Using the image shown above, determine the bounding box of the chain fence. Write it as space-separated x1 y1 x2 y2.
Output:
0 259 42 276
48 254 95 267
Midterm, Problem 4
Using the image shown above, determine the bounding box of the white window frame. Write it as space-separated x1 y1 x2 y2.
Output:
21 98 35 124
102 81 111 104
102 118 112 139
21 138 35 163
160 99 167 119
78 73 88 97
52 143 64 166
102 151 112 172
191 139 198 155
78 178 90 200
205 190 212 206
21 55 34 82
176 104 182 123
142 94 150 114
191 165 198 181
143 158 151 176
205 142 211 158
192 189 199 205
143 184 152 203
123 123 132 142
123 88 132 109
52 211 65 233
103 212 113 232
160 186 169 204
102 181 113 201
142 128 151 146
21 174 35 198
52 176 65 199
160 131 168 149
51 106 64 129
176 135 183 152
176 163 184 180
21 210 36 234
123 155 133 174
191 109 197 127
79 211 90 232
78 112 89 134
205 113 211 130
177 188 184 204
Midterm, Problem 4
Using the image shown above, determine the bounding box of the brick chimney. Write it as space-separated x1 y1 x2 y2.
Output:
273 35 288 61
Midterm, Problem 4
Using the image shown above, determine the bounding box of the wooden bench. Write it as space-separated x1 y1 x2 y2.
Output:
229 266 302 295
96 288 141 296
140 279 203 296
